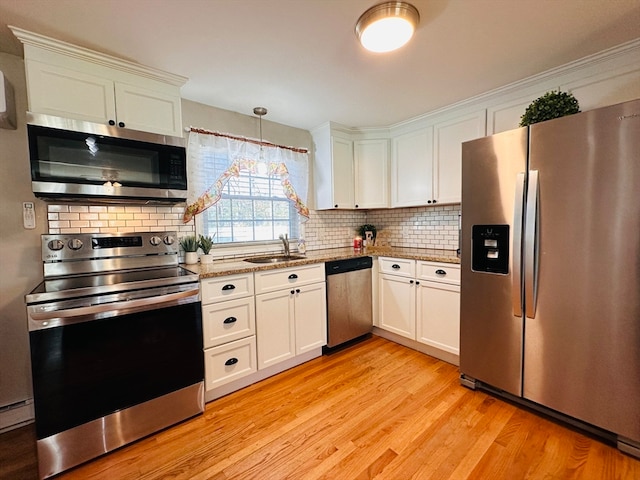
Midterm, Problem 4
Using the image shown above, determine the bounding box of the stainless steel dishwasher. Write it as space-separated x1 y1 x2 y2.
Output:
324 256 373 349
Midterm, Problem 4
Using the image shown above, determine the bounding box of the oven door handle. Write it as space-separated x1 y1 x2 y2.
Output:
29 288 200 323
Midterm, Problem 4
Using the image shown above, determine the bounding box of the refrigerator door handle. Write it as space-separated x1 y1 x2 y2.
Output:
512 172 526 317
525 170 540 318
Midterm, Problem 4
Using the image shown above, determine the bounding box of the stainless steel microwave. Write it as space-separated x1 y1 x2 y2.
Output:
27 113 188 203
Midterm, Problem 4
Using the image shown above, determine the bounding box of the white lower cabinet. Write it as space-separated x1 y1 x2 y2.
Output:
379 272 416 339
378 257 460 362
255 264 327 370
201 273 257 392
204 336 257 391
416 263 461 356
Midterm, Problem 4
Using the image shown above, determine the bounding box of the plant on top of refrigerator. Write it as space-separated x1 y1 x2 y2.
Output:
519 90 580 127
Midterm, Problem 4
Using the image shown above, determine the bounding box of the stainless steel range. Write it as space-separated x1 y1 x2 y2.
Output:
25 231 204 479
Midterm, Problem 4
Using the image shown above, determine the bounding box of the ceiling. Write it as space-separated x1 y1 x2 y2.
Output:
0 0 639 131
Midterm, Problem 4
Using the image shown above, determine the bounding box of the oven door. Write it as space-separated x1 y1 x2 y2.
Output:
28 286 204 441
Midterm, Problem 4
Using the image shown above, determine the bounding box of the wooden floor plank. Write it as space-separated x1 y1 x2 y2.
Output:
1 336 638 480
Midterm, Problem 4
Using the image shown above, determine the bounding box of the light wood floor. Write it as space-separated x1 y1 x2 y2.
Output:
2 336 639 480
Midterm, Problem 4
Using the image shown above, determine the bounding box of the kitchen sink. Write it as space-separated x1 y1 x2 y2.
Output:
244 255 306 264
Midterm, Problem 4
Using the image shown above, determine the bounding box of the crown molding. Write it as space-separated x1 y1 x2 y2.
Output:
8 25 188 87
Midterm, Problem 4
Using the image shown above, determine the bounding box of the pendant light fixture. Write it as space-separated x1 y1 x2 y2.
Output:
253 106 268 175
355 1 420 53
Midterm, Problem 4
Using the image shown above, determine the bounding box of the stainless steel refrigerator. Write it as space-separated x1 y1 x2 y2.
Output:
459 99 640 457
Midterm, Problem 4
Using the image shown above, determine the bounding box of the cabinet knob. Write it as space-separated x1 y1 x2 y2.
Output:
224 358 239 366
392 264 400 269
432 199 437 204
118 121 125 128
288 274 298 280
355 204 359 208
296 289 301 293
108 120 116 126
222 284 236 291
427 200 432 204
435 269 446 275
223 316 237 324
290 290 295 294
334 204 339 208
409 280 414 284
416 281 420 285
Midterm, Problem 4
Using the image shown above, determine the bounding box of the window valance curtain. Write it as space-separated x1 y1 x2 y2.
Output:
183 129 310 223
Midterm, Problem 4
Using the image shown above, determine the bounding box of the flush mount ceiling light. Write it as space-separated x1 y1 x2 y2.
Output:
355 1 420 53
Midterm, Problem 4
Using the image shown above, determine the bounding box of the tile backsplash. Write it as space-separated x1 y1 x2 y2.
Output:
46 204 195 235
46 203 460 252
301 205 460 252
367 205 460 250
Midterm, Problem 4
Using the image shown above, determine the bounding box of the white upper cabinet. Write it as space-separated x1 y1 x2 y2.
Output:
354 139 389 209
390 110 486 207
12 27 187 137
312 122 390 209
432 110 486 204
391 127 434 207
312 122 354 209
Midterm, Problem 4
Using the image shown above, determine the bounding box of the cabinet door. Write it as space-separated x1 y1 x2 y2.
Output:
294 282 327 354
391 128 434 207
114 82 183 137
255 290 295 369
354 139 389 208
379 273 416 339
330 136 355 208
416 281 460 355
433 110 486 204
26 60 117 124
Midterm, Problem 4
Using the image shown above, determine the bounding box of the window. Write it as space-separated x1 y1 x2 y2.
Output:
200 154 299 242
185 130 309 245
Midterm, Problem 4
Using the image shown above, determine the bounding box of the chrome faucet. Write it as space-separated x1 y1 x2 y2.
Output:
279 233 290 256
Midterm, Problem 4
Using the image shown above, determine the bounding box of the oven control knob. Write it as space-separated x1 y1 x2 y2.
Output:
67 238 83 250
48 239 65 251
149 235 162 246
163 235 175 246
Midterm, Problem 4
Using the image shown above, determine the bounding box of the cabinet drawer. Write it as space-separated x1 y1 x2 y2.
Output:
204 336 257 391
254 263 325 294
202 296 256 348
378 257 416 277
201 273 254 304
417 261 460 285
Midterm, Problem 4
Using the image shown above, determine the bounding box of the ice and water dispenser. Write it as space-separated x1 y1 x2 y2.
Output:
471 225 509 274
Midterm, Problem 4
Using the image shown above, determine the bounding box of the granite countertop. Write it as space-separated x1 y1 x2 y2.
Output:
185 246 459 279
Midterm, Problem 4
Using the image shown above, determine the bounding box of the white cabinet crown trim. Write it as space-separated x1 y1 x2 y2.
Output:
10 25 188 87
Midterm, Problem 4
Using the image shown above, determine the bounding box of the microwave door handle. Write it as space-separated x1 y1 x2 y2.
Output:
524 170 540 318
512 172 525 317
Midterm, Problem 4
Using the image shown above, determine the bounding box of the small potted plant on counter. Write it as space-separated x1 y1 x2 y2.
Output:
357 224 377 247
179 235 199 265
198 234 216 264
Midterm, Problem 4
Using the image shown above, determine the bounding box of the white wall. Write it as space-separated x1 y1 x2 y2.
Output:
0 53 46 412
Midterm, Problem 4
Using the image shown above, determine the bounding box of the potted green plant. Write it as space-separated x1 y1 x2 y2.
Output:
519 90 580 127
179 235 199 265
198 234 216 264
357 224 377 246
